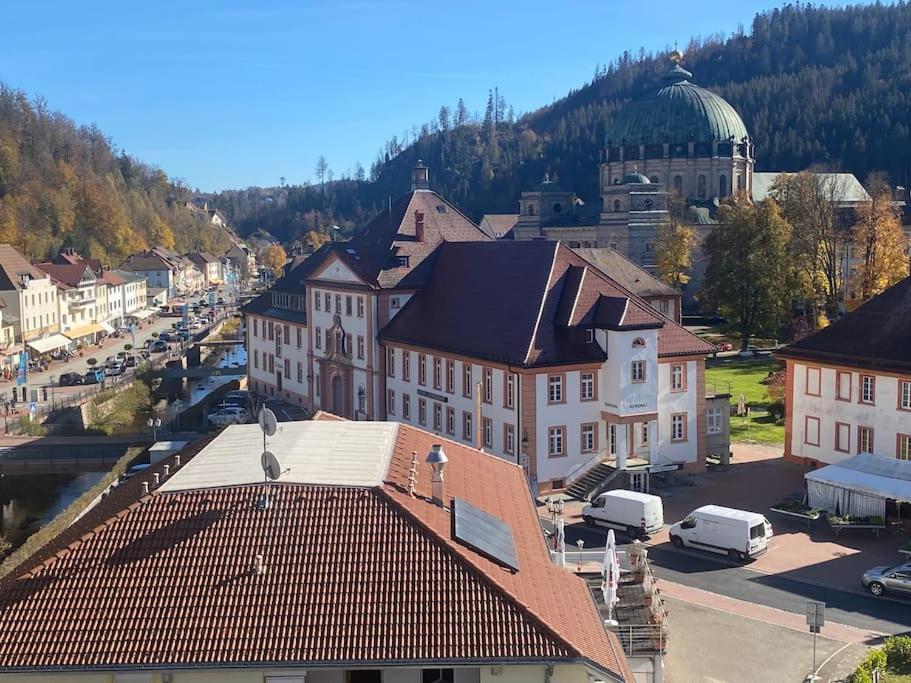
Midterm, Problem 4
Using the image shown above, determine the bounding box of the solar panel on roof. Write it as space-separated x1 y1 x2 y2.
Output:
452 497 519 571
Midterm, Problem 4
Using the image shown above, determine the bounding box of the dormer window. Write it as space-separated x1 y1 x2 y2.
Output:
435 205 448 213
632 337 646 348
391 297 400 309
586 329 595 343
396 255 410 268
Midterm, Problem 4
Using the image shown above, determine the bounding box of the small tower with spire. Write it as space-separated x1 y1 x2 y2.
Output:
411 160 430 191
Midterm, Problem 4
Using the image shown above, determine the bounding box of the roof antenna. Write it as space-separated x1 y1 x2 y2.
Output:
256 407 282 510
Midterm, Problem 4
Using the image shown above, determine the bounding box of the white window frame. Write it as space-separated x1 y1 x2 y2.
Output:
706 407 723 434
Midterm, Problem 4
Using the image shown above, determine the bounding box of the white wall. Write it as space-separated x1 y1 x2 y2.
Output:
603 329 659 417
791 362 911 464
656 360 699 465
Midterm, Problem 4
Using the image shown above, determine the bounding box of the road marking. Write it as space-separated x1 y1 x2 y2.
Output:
813 641 855 678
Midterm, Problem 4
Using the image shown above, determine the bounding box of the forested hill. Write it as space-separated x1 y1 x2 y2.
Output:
211 2 911 244
0 83 231 265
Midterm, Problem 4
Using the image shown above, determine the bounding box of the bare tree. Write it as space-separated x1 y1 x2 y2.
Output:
314 156 329 193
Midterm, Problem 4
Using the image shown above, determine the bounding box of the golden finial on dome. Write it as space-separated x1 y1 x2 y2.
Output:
669 48 683 64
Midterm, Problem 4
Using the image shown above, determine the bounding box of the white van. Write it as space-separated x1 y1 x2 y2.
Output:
669 505 773 561
581 490 665 538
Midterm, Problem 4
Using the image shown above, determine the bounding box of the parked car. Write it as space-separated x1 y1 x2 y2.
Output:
151 340 169 353
217 297 225 305
669 505 773 562
862 563 911 597
125 355 137 368
188 320 203 330
207 405 250 426
104 356 117 367
717 342 733 352
176 331 190 342
58 372 84 386
158 333 174 342
582 490 665 538
83 370 101 384
104 363 124 377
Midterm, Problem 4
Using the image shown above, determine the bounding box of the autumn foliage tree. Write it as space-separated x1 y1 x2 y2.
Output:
655 196 697 290
701 197 796 351
849 175 909 307
262 244 288 277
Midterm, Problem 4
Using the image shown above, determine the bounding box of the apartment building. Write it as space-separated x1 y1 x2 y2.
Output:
0 420 634 683
0 244 62 352
778 275 911 466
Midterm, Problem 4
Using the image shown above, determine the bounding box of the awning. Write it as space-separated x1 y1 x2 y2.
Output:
131 308 156 320
66 323 104 340
27 333 73 354
805 453 911 518
100 321 115 334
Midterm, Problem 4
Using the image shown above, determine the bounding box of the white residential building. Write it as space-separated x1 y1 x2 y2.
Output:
245 166 722 493
779 276 911 466
0 245 62 352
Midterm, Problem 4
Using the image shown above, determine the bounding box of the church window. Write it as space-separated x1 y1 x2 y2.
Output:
613 199 621 212
553 202 562 213
673 175 683 195
528 203 535 216
719 174 728 197
737 174 744 191
697 175 706 199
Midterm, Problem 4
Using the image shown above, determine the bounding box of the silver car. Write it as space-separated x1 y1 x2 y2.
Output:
862 563 911 596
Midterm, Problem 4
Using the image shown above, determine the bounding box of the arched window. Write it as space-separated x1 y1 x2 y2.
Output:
719 174 728 197
632 337 646 348
737 174 744 191
553 202 562 213
697 175 706 199
528 203 535 216
673 175 683 195
613 199 622 212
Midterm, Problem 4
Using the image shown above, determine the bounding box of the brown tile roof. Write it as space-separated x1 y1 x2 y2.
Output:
33 262 94 288
380 241 711 366
52 250 103 274
120 253 173 273
344 190 491 288
0 245 46 291
572 247 680 299
776 275 911 374
479 213 519 238
0 425 631 681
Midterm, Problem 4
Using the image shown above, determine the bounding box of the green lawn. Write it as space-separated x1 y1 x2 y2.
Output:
884 674 911 682
705 357 785 446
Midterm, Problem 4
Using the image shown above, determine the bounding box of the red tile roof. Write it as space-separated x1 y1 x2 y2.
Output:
32 262 94 289
0 424 632 681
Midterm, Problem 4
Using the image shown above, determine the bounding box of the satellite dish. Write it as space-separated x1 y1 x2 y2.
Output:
261 450 282 481
258 408 278 436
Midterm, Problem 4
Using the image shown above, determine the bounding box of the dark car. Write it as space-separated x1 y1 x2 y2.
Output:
83 370 101 384
217 297 225 305
176 331 190 342
59 372 84 386
158 332 174 342
152 340 169 353
125 355 137 368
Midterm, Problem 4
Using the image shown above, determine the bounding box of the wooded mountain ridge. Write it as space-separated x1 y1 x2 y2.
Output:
0 83 231 265
207 2 911 245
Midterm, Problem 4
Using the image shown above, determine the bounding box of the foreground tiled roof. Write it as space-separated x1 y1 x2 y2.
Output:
0 423 631 681
777 276 911 374
380 241 711 366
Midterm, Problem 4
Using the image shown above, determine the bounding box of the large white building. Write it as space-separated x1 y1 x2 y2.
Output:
0 244 62 351
246 166 722 493
778 276 911 466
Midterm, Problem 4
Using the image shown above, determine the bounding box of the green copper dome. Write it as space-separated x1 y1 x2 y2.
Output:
606 63 749 146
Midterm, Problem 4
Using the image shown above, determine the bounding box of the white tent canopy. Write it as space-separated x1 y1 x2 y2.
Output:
26 334 72 354
805 453 911 518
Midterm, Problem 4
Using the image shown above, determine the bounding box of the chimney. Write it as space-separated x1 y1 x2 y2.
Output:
174 454 181 468
153 473 161 487
414 211 425 242
425 444 448 506
141 481 150 495
254 553 266 576
411 159 430 191
163 464 170 478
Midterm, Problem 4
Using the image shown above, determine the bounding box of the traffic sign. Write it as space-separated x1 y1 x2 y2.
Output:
806 600 825 630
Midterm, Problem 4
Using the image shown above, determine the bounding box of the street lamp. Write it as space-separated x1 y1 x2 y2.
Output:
147 415 162 441
544 496 565 551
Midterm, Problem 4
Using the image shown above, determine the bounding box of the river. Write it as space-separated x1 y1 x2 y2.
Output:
0 341 247 550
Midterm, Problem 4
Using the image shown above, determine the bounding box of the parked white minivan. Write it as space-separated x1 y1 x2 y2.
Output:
669 505 773 561
581 490 665 538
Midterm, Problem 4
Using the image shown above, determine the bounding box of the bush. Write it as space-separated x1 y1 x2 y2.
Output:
767 401 785 421
850 647 887 682
884 635 911 672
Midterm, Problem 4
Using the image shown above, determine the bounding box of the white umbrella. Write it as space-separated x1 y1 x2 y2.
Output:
555 518 566 568
602 529 620 625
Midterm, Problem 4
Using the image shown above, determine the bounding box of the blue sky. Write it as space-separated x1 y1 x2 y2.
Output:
3 0 821 191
